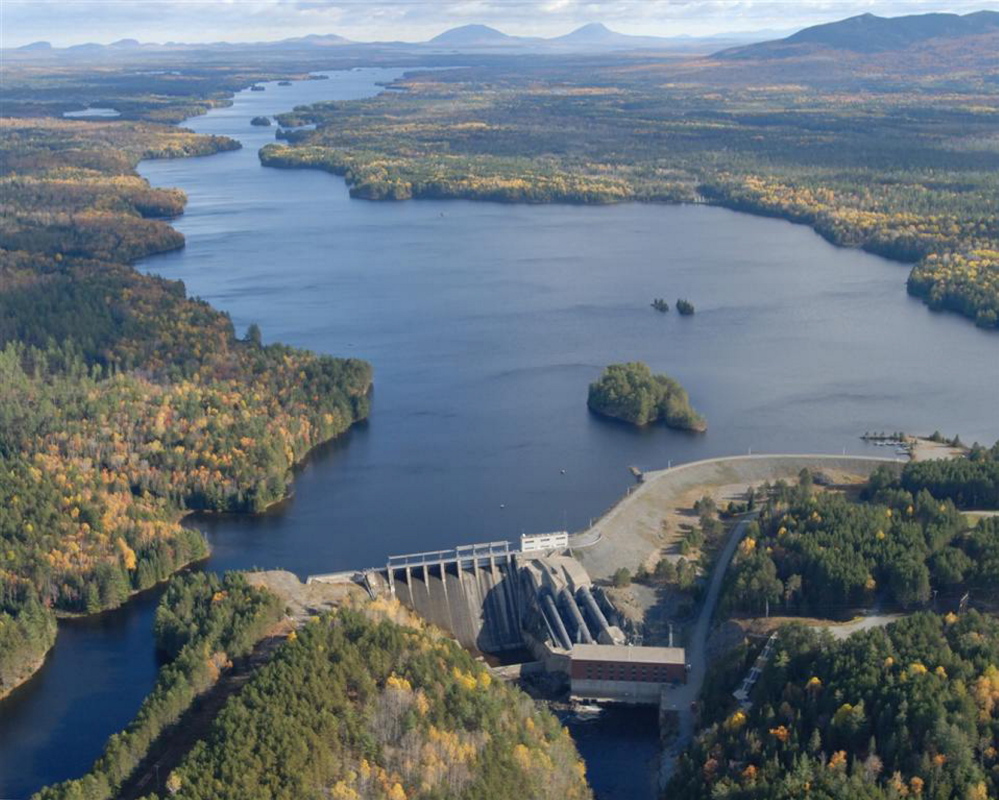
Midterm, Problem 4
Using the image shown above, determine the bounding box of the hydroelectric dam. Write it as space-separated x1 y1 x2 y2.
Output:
310 531 689 704
307 453 904 705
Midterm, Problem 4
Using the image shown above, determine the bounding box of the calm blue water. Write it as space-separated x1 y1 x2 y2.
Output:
1 66 996 799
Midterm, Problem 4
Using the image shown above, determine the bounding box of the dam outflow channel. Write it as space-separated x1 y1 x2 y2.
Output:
1 68 998 800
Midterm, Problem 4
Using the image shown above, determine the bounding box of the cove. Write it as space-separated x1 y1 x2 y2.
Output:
1 66 996 800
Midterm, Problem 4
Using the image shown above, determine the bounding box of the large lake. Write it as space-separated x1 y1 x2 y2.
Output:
1 67 996 800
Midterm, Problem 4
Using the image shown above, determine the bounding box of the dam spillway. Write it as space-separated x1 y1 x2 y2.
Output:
385 542 525 653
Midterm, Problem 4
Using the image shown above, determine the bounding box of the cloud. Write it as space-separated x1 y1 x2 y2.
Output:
2 0 994 47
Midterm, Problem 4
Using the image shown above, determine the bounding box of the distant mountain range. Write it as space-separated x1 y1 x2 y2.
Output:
14 12 999 59
12 22 775 55
424 22 725 50
717 10 999 58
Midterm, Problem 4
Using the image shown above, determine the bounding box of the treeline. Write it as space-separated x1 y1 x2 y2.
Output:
34 572 284 800
260 143 640 204
1 61 300 123
0 594 56 699
669 612 999 799
260 66 999 329
587 362 706 431
1 118 238 262
722 466 999 618
155 600 591 800
0 101 370 693
901 441 999 508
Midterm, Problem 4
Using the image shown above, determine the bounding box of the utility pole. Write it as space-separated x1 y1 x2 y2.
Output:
668 622 674 648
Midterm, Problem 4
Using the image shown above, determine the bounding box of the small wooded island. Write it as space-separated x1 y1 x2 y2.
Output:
250 115 271 126
587 362 706 431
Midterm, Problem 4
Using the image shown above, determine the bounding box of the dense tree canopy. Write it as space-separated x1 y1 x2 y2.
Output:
722 467 999 618
670 612 999 800
0 102 371 695
901 443 999 509
35 572 284 800
587 362 705 431
161 600 592 800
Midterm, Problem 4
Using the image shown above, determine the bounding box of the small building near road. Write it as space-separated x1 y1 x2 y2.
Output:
570 643 687 703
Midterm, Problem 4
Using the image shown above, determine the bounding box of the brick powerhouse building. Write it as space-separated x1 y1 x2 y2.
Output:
569 643 687 703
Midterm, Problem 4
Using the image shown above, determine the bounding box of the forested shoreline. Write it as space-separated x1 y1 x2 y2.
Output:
32 576 592 800
35 573 285 800
670 452 999 798
151 597 591 800
0 106 372 696
261 57 999 330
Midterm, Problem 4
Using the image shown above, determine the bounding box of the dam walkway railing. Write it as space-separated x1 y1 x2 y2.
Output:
386 541 516 571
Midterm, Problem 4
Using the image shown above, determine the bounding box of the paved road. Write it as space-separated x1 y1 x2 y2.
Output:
658 512 758 787
656 521 905 788
824 612 904 640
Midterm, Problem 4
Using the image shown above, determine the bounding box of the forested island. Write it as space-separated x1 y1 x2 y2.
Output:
0 113 372 697
676 299 695 316
2 20 998 799
587 362 706 431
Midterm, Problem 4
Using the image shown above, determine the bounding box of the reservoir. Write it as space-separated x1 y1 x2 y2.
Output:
1 67 996 799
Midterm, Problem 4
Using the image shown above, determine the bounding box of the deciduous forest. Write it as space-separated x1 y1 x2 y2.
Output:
141 598 591 800
0 92 371 697
670 612 999 799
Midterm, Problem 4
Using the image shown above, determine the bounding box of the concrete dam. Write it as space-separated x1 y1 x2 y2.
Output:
308 454 904 703
384 542 526 653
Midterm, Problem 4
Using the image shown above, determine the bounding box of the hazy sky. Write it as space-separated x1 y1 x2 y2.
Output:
3 0 996 47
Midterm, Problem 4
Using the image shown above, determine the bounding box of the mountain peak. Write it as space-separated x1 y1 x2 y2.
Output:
575 22 612 34
717 10 999 58
429 24 514 45
552 22 645 45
